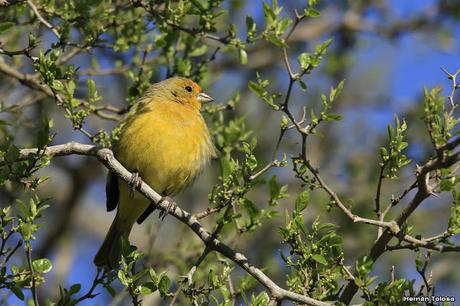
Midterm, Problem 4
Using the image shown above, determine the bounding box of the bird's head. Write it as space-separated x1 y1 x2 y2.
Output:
153 77 214 110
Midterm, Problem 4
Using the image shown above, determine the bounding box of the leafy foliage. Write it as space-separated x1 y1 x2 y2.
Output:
0 0 459 305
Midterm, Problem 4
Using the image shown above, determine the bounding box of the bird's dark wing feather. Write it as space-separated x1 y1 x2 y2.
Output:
106 172 119 211
137 203 157 224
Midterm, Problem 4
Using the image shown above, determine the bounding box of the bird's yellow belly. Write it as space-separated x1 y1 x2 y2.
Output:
115 104 213 196
112 104 213 229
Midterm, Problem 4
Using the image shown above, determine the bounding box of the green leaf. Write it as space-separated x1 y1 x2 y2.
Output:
37 129 51 149
69 284 81 295
245 153 257 171
356 255 373 276
306 8 321 17
276 18 291 35
189 0 206 11
415 252 423 271
298 52 311 71
239 49 248 65
18 223 33 241
132 269 149 282
138 282 157 295
354 277 364 287
280 115 289 128
268 175 281 199
266 34 286 47
295 190 310 212
148 268 157 282
246 15 256 31
398 141 408 151
312 254 328 265
32 258 53 273
158 275 170 297
387 124 394 140
246 15 257 41
6 145 20 162
315 37 334 55
380 147 388 160
87 79 100 103
28 33 37 46
262 2 276 23
329 80 345 102
310 109 318 124
66 80 76 96
248 74 280 109
298 79 307 92
242 198 260 218
252 291 269 305
208 269 218 287
325 113 343 121
189 44 208 57
248 80 262 96
117 270 128 286
220 157 231 178
10 284 25 300
51 80 64 91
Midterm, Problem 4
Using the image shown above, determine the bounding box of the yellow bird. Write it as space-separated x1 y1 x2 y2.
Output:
94 77 215 268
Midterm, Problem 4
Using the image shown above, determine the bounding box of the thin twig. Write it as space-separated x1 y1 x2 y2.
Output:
375 161 387 239
25 243 39 306
440 67 460 108
0 57 95 140
27 0 61 40
74 270 105 304
416 251 433 296
2 240 22 266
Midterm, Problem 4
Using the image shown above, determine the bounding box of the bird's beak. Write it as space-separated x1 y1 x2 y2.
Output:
197 92 214 103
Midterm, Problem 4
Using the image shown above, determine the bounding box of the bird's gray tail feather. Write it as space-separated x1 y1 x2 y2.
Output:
94 214 126 269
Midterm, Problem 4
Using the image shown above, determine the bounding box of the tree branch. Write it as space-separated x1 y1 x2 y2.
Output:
25 243 39 306
27 0 61 41
4 142 330 306
339 148 460 303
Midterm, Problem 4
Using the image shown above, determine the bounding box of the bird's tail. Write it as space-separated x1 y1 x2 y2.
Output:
94 214 130 269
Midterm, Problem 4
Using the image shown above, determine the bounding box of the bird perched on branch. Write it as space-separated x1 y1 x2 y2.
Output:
94 77 215 268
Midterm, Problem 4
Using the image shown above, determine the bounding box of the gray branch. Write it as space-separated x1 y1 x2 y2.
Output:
11 142 331 306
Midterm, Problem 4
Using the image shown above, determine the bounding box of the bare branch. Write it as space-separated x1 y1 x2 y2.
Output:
25 243 38 306
0 43 36 57
375 161 387 216
3 142 330 306
133 1 231 45
440 67 460 108
74 270 106 304
339 149 460 303
27 0 61 40
0 57 52 95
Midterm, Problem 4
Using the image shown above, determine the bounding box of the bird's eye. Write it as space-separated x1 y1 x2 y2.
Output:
185 86 193 92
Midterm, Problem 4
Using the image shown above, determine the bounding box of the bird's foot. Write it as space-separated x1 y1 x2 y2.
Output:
158 196 176 221
128 171 142 198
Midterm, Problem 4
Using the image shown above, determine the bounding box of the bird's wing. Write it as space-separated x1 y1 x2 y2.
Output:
136 203 157 224
105 171 119 211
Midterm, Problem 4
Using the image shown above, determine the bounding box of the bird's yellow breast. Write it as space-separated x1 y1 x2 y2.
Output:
114 101 214 196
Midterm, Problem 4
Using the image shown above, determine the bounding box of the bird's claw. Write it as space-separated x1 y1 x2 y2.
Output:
128 171 142 198
158 196 176 220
